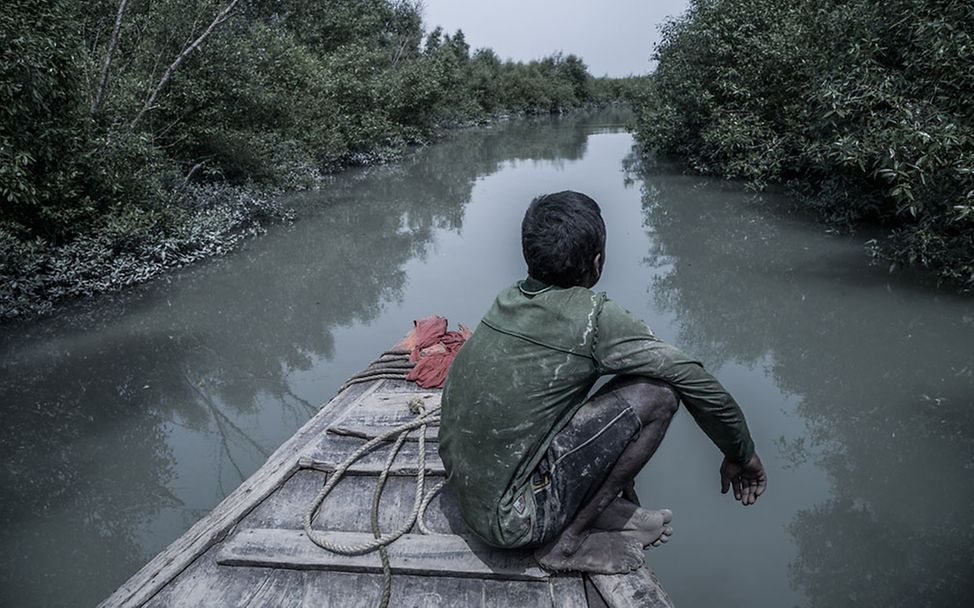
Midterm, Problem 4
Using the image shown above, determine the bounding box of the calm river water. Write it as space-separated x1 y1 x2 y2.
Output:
1 110 972 607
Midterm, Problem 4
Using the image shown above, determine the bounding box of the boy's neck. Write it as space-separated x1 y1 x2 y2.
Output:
520 276 554 296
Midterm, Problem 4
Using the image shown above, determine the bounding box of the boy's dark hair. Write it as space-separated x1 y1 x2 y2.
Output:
521 191 606 288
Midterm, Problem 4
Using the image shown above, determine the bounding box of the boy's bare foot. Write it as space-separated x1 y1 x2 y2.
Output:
535 530 644 574
593 498 674 548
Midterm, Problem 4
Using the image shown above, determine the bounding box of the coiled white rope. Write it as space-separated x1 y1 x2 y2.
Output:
303 397 445 607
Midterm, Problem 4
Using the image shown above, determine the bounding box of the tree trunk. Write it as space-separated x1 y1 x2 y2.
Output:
91 0 130 115
129 0 240 130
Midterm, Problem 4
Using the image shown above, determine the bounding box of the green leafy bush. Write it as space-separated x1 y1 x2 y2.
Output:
1 0 624 320
632 0 974 288
1 0 87 241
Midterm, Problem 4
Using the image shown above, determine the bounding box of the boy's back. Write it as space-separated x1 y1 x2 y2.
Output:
439 278 604 547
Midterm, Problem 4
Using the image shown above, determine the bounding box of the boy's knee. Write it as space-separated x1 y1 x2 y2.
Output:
643 381 679 421
613 377 679 423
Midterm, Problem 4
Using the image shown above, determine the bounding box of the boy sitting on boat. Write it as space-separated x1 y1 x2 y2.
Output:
438 191 767 573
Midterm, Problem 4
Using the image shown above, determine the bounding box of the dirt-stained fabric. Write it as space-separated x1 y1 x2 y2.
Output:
527 391 642 547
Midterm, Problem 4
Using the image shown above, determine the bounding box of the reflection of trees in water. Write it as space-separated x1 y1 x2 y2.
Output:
631 157 974 607
402 111 595 197
0 336 179 605
0 114 594 607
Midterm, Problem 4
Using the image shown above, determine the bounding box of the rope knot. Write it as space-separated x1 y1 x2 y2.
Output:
407 396 427 416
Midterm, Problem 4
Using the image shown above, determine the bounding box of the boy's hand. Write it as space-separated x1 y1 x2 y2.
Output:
720 453 767 506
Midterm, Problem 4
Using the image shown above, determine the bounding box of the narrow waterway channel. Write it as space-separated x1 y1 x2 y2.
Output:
1 110 971 607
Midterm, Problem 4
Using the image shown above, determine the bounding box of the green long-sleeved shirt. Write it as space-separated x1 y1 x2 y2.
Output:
439 277 755 548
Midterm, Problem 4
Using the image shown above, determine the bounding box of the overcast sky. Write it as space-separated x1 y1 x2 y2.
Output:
421 0 691 77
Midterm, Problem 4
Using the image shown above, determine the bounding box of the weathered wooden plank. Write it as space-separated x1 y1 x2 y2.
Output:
217 529 549 582
297 456 445 476
584 576 611 608
357 390 441 407
141 552 293 608
143 565 310 608
328 393 440 441
241 469 469 536
243 469 418 533
98 380 386 608
547 576 589 608
145 551 558 608
590 567 675 608
329 424 438 442
390 575 555 608
301 434 445 476
239 468 327 530
363 377 430 394
414 478 469 535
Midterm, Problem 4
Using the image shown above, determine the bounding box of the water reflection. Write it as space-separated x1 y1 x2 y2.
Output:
0 111 602 607
633 157 974 607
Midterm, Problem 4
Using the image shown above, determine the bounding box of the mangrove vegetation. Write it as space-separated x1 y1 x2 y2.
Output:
1 0 623 321
630 0 973 289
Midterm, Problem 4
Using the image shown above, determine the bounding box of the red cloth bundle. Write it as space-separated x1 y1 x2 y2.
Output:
405 316 472 389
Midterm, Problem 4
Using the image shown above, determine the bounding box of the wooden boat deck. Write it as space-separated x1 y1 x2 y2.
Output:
99 352 673 607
